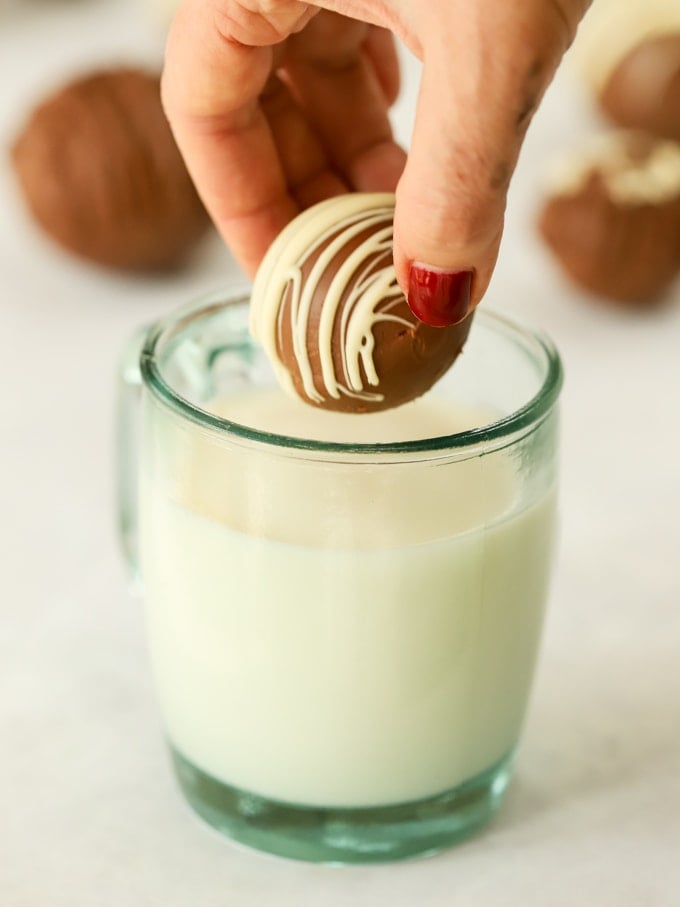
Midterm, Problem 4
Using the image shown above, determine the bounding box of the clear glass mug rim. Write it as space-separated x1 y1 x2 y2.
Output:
140 289 563 456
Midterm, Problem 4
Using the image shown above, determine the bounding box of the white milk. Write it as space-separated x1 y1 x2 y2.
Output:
140 390 556 808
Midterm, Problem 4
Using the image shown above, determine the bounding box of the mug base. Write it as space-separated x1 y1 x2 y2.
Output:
170 747 513 864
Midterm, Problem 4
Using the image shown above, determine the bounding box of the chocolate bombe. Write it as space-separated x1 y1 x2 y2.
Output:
538 133 680 304
250 194 473 414
11 67 209 271
572 0 680 141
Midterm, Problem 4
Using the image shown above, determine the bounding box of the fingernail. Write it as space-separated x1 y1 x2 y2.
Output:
407 264 474 327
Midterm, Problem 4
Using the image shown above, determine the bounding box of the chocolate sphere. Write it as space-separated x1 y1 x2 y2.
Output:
11 67 209 271
600 34 680 141
250 194 473 413
538 133 680 304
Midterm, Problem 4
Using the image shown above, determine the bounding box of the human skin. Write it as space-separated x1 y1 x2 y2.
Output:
162 0 591 322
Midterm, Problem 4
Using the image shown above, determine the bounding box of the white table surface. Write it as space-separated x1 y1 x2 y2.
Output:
2 2 679 904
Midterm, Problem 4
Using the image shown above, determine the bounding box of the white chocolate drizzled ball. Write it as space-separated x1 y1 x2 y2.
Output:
250 194 473 414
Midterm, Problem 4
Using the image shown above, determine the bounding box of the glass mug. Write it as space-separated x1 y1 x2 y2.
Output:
117 289 562 863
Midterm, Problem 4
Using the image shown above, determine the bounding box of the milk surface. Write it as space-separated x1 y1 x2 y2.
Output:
140 390 556 808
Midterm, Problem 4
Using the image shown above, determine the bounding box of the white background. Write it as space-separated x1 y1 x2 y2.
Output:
1 1 679 903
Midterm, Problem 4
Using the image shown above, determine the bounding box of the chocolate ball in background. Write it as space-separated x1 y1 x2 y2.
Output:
538 133 680 304
250 194 473 414
11 67 209 272
600 34 680 142
570 0 680 141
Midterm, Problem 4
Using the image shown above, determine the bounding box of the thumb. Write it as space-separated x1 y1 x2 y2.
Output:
393 4 576 326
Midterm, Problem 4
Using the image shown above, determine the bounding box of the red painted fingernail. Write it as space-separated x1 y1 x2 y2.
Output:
407 265 474 327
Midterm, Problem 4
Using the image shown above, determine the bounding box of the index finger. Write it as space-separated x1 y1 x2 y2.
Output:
161 0 314 274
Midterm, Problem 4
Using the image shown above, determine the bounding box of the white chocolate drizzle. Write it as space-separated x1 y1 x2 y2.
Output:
546 132 680 205
251 193 416 406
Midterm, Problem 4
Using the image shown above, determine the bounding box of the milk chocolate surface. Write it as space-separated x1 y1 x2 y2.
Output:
12 67 209 271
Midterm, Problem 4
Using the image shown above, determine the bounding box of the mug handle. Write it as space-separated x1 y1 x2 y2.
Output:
116 326 148 585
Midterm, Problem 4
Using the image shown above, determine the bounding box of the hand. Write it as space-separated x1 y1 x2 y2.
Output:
162 0 590 325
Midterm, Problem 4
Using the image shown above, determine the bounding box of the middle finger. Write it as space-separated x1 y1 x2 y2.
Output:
283 12 407 192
